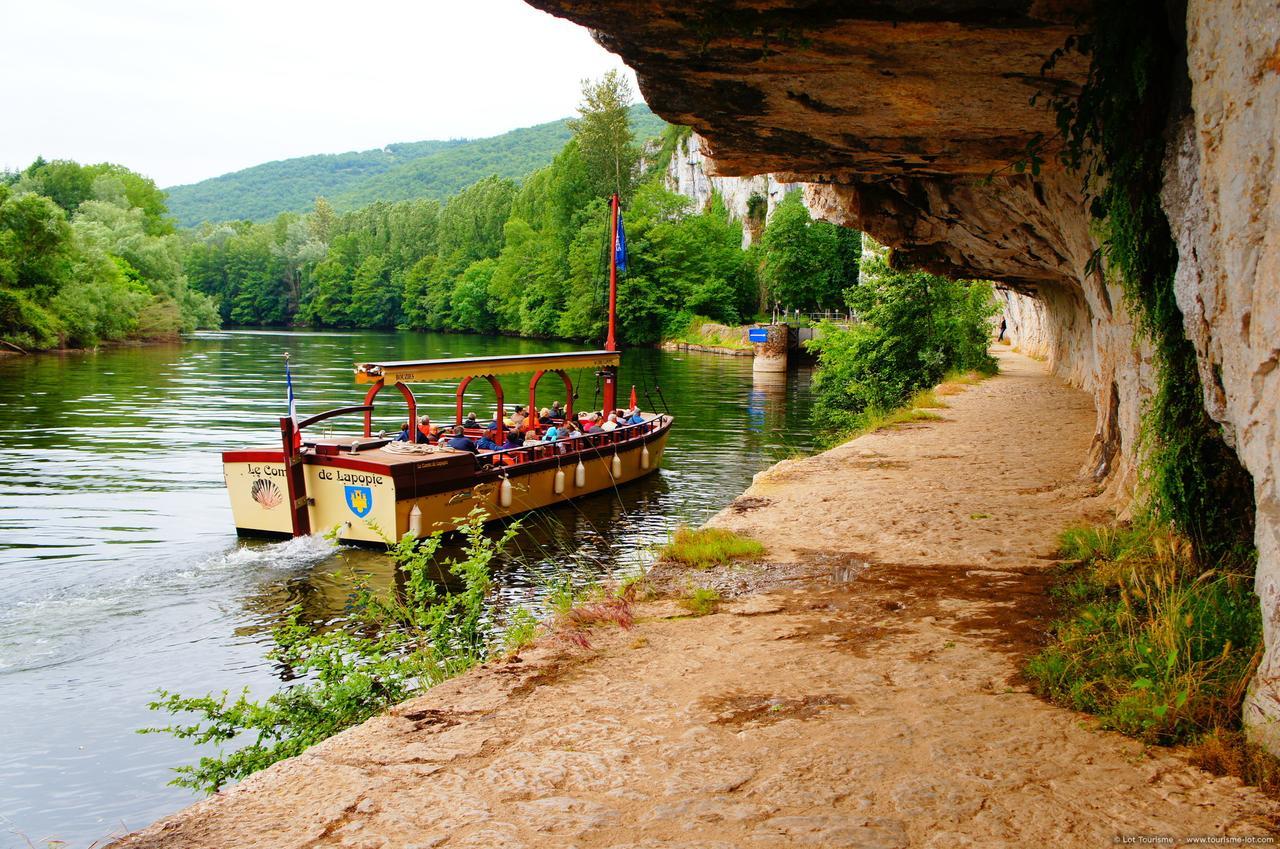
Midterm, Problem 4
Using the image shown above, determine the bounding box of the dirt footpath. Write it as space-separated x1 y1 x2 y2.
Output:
115 350 1277 848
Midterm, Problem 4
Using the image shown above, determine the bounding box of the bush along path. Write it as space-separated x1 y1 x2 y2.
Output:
113 349 1275 848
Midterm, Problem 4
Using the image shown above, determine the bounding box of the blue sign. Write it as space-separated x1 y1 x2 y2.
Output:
748 328 769 343
345 485 373 518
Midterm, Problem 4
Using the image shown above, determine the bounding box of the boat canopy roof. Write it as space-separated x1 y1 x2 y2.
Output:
354 349 620 385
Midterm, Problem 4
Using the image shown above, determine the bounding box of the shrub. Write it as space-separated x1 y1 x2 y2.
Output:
807 251 997 441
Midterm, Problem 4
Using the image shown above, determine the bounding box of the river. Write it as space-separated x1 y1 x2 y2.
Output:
0 329 815 847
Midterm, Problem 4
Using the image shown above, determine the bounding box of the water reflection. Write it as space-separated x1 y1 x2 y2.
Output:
0 330 814 847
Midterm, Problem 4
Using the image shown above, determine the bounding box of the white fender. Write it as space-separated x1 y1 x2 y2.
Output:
408 503 423 537
575 460 586 488
611 453 622 478
499 476 513 508
554 467 566 495
641 445 650 470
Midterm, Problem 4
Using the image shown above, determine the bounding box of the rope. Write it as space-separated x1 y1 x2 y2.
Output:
381 442 462 456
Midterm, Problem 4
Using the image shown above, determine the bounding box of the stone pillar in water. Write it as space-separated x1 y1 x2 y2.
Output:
752 323 788 374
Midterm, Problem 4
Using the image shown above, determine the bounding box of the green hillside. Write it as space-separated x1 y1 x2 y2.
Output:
165 105 666 227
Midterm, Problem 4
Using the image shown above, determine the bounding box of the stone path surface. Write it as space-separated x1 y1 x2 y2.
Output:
114 351 1277 848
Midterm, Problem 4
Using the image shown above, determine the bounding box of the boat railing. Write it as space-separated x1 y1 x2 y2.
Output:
477 415 665 469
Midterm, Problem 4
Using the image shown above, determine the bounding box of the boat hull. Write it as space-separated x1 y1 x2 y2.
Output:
223 418 671 543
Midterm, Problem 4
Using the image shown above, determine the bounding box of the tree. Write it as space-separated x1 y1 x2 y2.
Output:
760 193 850 313
808 249 998 434
436 176 515 263
569 71 640 203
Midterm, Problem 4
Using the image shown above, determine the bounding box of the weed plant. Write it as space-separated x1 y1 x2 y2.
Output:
144 510 516 793
1027 520 1260 744
680 586 722 616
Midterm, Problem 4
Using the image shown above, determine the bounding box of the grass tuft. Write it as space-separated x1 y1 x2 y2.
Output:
679 586 721 616
660 526 765 570
1027 519 1261 746
936 369 986 396
910 388 949 409
502 606 540 654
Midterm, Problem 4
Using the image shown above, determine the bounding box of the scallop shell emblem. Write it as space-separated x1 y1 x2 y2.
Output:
250 478 283 509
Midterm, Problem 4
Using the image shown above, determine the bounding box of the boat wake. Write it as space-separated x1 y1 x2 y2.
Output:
0 534 339 674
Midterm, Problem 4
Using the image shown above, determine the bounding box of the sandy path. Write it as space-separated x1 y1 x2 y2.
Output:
114 350 1276 848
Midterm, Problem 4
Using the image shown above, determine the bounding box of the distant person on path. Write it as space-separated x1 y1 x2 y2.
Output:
998 318 1007 342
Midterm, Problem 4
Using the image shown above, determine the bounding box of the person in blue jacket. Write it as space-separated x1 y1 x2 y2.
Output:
476 428 502 452
446 425 478 453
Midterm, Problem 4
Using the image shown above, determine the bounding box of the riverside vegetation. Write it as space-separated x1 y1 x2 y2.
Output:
806 241 999 447
144 512 519 793
2 73 858 353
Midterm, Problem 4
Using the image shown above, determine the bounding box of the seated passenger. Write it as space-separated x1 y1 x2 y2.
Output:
549 401 566 422
538 407 554 425
476 428 502 452
446 425 478 453
416 416 433 444
544 422 561 442
511 405 527 429
503 428 524 450
625 405 644 425
584 412 603 434
600 413 619 432
561 420 582 441
395 422 412 442
463 411 479 429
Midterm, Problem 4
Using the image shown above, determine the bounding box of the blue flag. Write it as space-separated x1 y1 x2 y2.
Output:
614 210 627 272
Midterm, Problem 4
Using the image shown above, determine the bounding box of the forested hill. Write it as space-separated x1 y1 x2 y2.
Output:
165 105 665 227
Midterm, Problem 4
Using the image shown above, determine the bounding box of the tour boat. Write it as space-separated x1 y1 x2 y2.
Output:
221 195 672 542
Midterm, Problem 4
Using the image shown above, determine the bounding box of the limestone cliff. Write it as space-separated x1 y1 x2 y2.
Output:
528 0 1280 746
664 131 800 246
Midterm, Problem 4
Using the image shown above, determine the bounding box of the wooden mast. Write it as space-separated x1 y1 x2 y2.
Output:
602 192 620 414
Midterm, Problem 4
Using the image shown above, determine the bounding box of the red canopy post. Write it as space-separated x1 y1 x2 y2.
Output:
362 379 417 438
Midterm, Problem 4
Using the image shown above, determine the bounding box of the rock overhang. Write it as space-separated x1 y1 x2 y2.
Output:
531 1 1092 183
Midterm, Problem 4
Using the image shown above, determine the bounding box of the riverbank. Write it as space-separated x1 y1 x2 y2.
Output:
111 349 1277 847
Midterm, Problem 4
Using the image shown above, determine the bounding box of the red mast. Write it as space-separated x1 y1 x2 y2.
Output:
602 193 619 414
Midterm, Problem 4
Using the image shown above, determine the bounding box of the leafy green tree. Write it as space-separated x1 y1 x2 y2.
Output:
569 71 640 203
452 259 498 333
437 176 515 263
761 193 854 312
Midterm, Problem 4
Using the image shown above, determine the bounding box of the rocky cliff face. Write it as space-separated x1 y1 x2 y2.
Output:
528 0 1280 745
664 131 800 246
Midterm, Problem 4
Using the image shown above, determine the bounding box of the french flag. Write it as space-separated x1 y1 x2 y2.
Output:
286 356 302 448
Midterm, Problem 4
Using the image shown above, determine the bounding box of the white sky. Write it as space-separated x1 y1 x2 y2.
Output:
0 0 639 187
